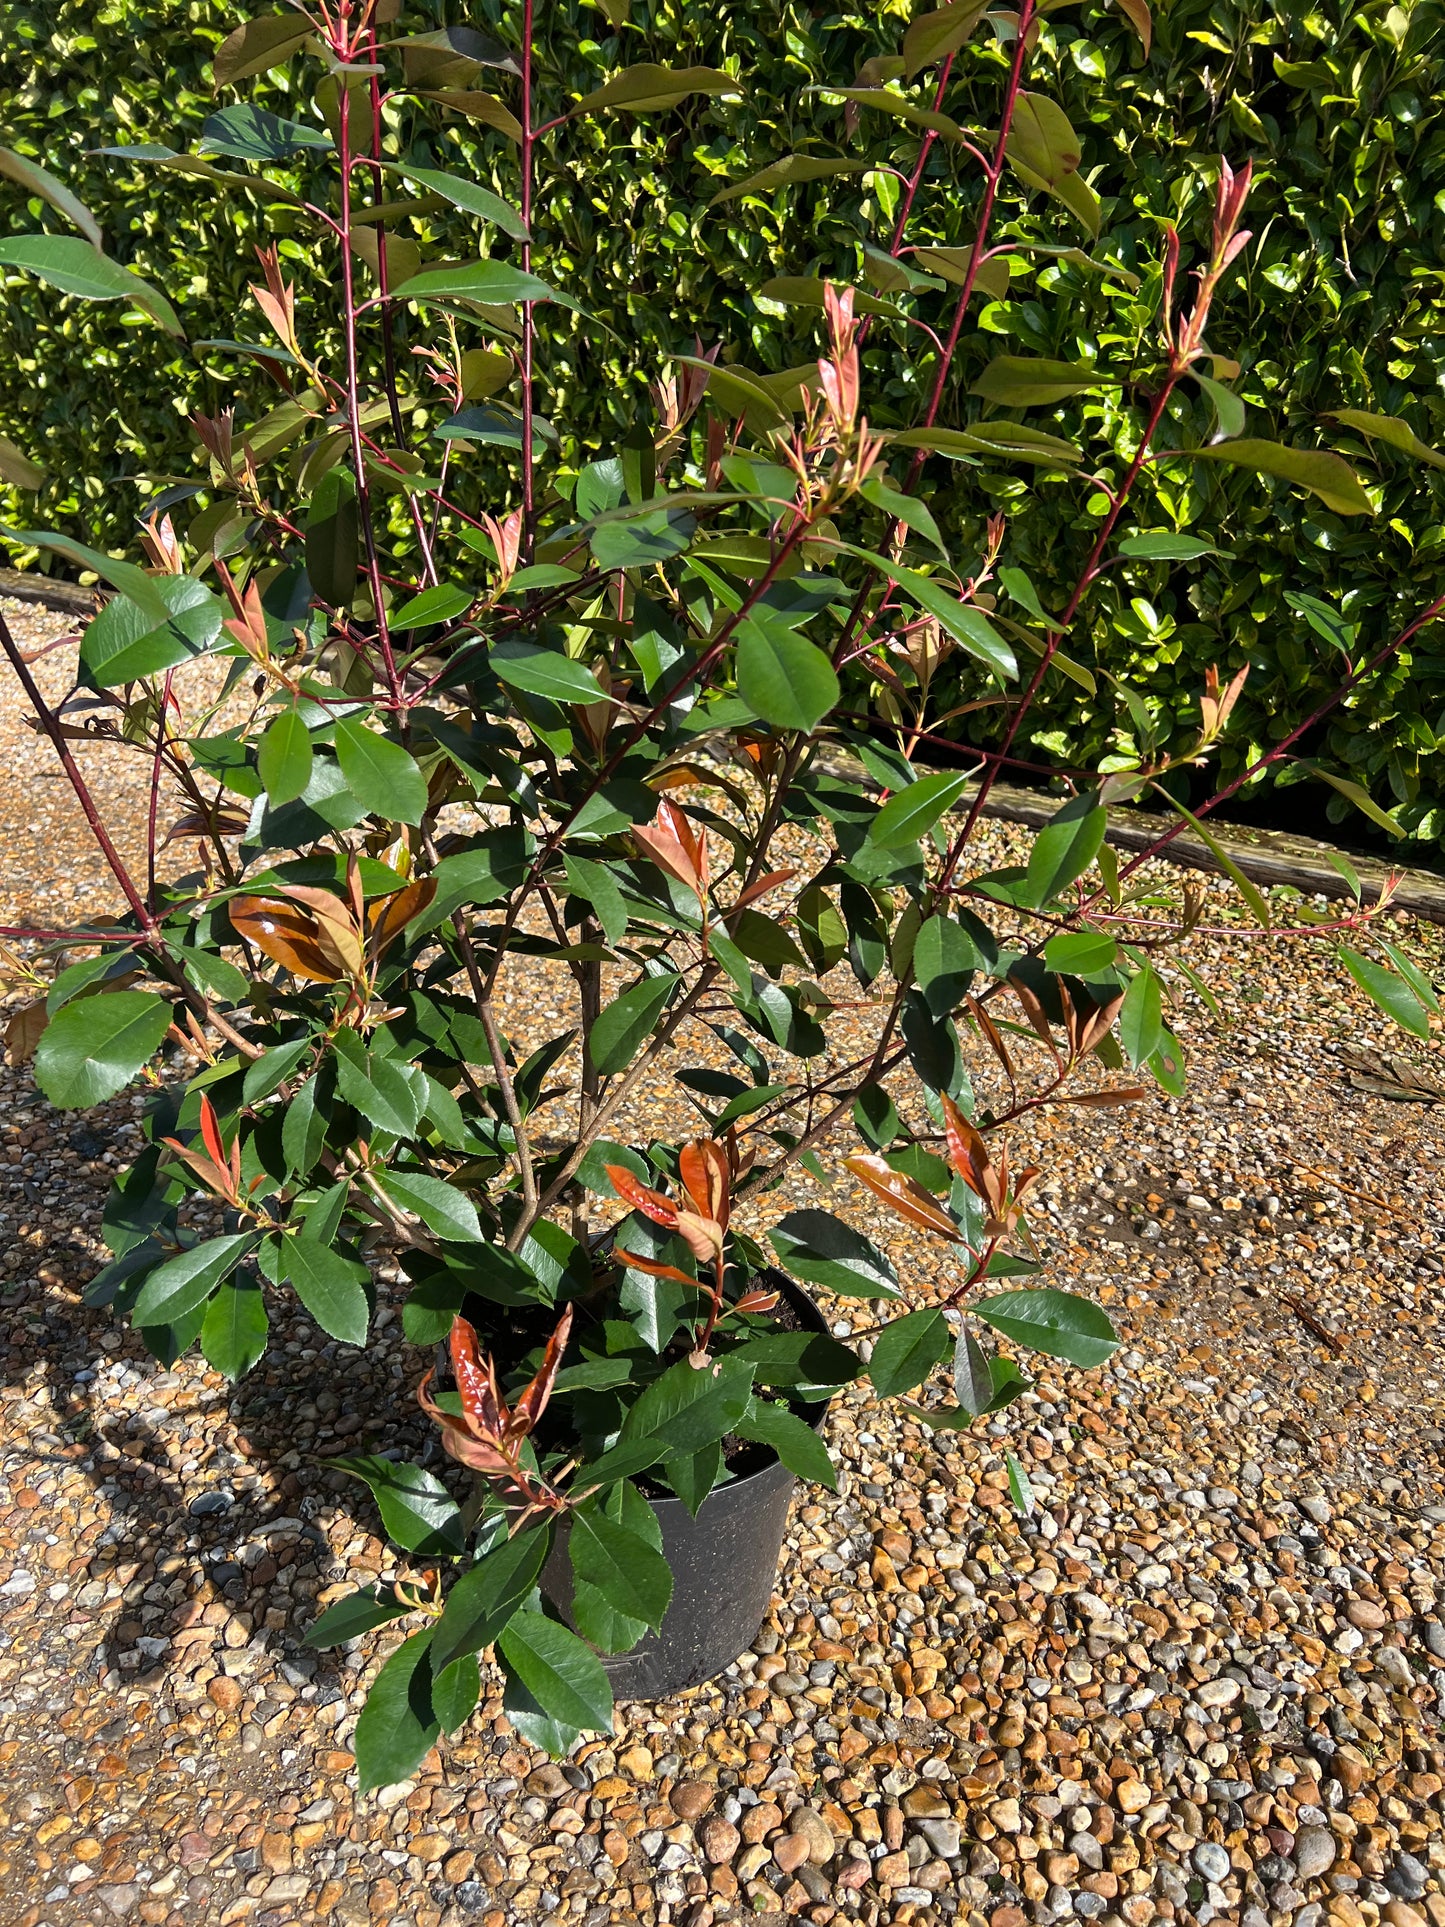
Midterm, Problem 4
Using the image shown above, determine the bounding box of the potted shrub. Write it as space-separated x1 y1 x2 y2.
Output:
1 0 1434 1791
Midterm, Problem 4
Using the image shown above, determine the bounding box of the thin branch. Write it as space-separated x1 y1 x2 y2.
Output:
0 604 156 932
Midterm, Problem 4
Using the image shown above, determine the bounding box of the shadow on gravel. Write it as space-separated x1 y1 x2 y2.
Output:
0 1259 422 1709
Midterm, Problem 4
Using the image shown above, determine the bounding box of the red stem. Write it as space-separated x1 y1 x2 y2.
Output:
831 8 1037 668
943 375 1179 873
146 668 177 912
0 606 157 933
519 0 536 560
1107 590 1445 890
856 54 956 354
336 69 401 705
908 0 1038 467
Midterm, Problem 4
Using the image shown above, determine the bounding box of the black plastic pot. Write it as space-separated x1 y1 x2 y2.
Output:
540 1276 829 1700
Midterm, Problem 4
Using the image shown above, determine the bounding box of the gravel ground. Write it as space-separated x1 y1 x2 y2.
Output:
1 594 1443 1927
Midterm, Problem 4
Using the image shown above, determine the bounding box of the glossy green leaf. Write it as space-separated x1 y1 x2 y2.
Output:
257 708 313 805
331 1454 465 1555
867 769 970 848
1337 945 1433 1039
569 1504 673 1628
375 1170 483 1243
970 357 1115 407
769 1209 900 1299
1024 793 1106 904
354 1632 440 1792
213 12 314 84
384 163 528 241
133 1233 256 1327
590 972 677 1076
620 1353 754 1453
497 1611 614 1738
902 0 990 77
305 466 358 607
1116 532 1218 561
33 990 173 1108
432 1524 554 1673
734 617 840 732
1324 408 1445 470
305 1585 412 1648
1118 964 1163 1065
200 1275 269 1380
0 233 183 335
491 642 602 705
333 718 428 827
868 1308 952 1396
972 1287 1118 1366
1 526 173 627
1042 929 1116 976
281 1235 370 1345
734 1396 837 1489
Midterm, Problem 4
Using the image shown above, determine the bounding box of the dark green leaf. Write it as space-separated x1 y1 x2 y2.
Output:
257 708 313 805
868 1307 951 1395
1119 965 1163 1065
200 1275 269 1380
490 641 602 705
331 1454 465 1555
769 1210 900 1300
970 356 1114 406
132 1232 256 1327
306 1585 412 1648
590 972 677 1076
867 770 970 849
281 1235 370 1345
0 234 183 336
432 1524 553 1673
735 619 840 732
305 466 358 607
354 1632 439 1793
1338 946 1433 1039
375 1170 483 1243
1116 532 1218 561
497 1611 614 1739
972 1287 1118 1366
620 1354 754 1453
735 1396 836 1489
384 163 528 241
569 1504 673 1629
953 1329 993 1417
1024 794 1106 904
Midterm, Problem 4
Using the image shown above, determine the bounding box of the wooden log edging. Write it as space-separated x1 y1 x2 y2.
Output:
820 754 1445 931
0 570 95 616
4 572 1443 928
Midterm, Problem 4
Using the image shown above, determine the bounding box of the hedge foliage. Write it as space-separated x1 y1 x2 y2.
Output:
4 0 1445 838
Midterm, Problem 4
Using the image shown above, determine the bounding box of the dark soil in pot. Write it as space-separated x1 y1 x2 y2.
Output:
539 1277 831 1700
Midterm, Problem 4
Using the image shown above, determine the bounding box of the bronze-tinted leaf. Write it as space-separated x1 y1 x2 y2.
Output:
367 878 438 957
4 998 46 1066
228 896 338 983
843 1154 962 1241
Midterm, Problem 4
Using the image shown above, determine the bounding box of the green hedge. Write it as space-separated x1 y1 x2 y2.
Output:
4 0 1445 838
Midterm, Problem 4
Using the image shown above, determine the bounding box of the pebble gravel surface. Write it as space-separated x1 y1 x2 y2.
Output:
1 596 1443 1927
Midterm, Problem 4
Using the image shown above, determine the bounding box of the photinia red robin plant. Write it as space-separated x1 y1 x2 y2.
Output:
0 0 1436 1791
